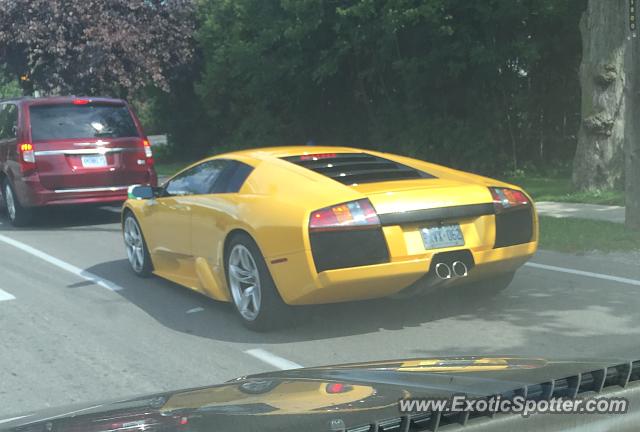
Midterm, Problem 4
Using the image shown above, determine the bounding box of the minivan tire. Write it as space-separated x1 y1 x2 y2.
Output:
2 179 32 227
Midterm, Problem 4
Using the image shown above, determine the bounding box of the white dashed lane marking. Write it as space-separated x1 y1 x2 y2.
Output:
0 234 124 292
244 348 303 370
0 415 30 425
0 288 15 302
526 262 640 287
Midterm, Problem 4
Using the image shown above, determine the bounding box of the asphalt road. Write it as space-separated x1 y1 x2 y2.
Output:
1 205 639 418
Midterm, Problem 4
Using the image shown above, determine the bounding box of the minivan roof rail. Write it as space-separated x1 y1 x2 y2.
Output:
0 96 32 103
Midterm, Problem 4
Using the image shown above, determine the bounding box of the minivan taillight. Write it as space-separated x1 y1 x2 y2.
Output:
142 138 154 166
18 143 36 173
309 199 380 232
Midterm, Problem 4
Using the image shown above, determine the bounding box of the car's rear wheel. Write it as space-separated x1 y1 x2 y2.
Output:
2 179 31 227
123 213 152 277
226 233 289 331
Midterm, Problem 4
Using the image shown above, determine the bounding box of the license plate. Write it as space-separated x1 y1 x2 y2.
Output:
81 154 107 168
421 224 465 250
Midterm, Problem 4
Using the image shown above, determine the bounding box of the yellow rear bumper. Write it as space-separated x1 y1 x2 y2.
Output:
269 241 537 305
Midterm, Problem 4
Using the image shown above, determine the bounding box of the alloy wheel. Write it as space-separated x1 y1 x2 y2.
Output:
4 184 16 222
228 244 262 321
124 216 145 273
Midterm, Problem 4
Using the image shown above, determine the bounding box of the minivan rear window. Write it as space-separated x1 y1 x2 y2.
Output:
29 104 139 141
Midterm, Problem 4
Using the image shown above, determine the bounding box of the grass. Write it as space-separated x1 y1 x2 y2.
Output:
154 161 190 177
538 216 640 253
503 175 625 206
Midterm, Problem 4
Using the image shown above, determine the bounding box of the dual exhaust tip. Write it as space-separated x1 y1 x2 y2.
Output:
434 261 469 280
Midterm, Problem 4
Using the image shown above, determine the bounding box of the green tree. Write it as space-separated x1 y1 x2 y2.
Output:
0 66 21 98
196 0 584 173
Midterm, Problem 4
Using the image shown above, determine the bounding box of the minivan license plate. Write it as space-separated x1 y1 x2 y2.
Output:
420 224 464 250
81 155 107 168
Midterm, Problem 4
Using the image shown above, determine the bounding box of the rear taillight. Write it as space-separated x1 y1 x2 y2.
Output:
325 383 352 394
489 187 530 213
142 138 154 165
18 143 36 173
309 198 380 232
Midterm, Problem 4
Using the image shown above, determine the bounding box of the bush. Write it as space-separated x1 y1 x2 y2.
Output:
193 0 584 175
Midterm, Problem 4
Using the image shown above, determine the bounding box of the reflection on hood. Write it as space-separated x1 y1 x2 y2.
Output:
2 356 635 432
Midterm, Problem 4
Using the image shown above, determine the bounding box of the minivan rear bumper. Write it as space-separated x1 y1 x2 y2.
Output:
15 170 157 207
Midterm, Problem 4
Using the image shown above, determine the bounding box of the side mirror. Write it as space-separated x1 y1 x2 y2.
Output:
128 185 157 200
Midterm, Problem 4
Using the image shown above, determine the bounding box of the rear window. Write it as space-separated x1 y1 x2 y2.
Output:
29 104 138 141
281 152 435 185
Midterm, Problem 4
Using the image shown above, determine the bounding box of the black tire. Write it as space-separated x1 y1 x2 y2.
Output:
2 179 32 227
123 212 153 277
464 272 516 297
225 233 290 331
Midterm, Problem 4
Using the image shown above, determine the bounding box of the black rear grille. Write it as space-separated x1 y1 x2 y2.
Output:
494 207 534 248
282 153 434 185
310 228 390 272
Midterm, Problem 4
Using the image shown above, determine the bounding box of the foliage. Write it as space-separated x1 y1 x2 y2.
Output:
0 0 196 96
0 65 20 98
0 0 586 175
141 69 216 161
194 0 585 173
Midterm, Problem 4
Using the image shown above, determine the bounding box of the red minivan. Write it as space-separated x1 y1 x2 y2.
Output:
0 96 158 226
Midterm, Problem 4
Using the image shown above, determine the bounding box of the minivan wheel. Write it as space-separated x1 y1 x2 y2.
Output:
225 233 290 332
2 180 31 227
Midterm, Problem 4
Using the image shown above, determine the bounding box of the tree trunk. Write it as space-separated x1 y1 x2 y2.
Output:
626 105 640 229
573 1 628 191
626 12 640 230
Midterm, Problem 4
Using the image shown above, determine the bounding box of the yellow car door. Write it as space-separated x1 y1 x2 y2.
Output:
146 160 230 284
189 160 255 300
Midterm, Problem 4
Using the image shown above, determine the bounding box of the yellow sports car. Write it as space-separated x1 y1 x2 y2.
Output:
122 146 538 330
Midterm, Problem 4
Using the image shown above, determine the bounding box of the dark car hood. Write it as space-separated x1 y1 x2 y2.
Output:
1 356 636 432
